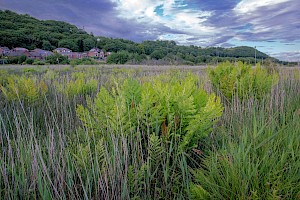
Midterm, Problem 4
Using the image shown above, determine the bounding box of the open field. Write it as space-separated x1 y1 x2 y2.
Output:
0 64 299 199
0 64 209 71
0 64 300 69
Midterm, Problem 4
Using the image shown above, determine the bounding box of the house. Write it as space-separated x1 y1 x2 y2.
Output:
87 48 104 59
0 47 10 56
30 49 54 59
12 47 29 52
60 52 87 60
28 51 42 59
7 48 31 57
53 48 72 54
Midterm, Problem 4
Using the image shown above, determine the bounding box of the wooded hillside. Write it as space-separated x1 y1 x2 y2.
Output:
1 10 279 64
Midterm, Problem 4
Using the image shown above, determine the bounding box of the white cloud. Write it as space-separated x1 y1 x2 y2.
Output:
270 50 300 62
234 0 291 14
109 0 216 45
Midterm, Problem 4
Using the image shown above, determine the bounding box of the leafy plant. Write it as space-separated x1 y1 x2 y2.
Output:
208 61 279 100
0 75 48 103
55 72 98 97
77 73 223 151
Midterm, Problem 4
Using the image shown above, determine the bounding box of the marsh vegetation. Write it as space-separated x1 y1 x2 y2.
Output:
0 63 299 199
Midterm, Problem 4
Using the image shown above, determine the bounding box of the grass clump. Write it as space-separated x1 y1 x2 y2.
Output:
191 68 300 199
192 112 300 199
0 75 48 103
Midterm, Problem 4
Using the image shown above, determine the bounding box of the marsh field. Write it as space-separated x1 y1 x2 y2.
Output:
0 64 299 199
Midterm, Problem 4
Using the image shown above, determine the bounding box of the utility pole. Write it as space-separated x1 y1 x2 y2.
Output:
96 38 100 48
216 47 218 65
254 46 257 66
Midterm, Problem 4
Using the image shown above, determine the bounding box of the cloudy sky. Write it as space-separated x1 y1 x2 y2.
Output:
1 0 299 61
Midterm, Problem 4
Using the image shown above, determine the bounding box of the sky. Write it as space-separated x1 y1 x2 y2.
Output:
0 0 300 61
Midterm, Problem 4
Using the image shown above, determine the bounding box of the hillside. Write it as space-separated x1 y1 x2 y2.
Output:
0 10 277 64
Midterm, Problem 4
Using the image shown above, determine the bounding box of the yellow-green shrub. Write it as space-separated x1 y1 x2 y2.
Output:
55 72 98 97
208 61 279 100
0 75 48 103
76 73 223 151
0 70 9 86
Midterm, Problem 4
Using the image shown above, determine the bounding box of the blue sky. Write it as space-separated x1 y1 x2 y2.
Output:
1 0 299 61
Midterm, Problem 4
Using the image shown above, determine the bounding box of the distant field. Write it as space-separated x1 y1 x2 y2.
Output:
0 64 209 71
0 64 299 71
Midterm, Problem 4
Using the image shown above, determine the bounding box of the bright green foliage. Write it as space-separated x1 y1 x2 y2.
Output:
55 72 98 97
70 58 98 67
0 70 9 86
208 61 279 100
76 73 223 150
106 51 130 64
46 53 69 64
75 72 223 198
0 75 48 103
72 138 106 171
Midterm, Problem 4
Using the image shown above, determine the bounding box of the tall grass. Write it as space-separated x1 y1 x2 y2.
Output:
192 68 300 199
0 65 299 199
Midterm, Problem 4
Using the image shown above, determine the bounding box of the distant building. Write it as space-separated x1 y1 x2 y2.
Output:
60 52 87 59
7 48 30 57
2 46 110 61
29 49 54 59
88 48 104 59
12 47 29 52
0 47 10 56
53 48 72 54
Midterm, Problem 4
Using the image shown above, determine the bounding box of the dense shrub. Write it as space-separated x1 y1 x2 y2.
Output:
0 69 9 86
70 58 98 67
32 60 46 65
18 55 27 64
46 53 69 64
106 51 129 64
7 57 19 64
74 73 223 198
55 72 98 97
25 58 34 64
77 73 223 151
208 61 279 100
0 75 48 103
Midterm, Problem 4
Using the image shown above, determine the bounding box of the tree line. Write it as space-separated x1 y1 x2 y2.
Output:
1 10 291 65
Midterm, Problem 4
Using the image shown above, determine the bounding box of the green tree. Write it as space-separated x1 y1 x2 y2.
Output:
83 38 95 51
18 55 27 64
46 53 69 64
150 50 167 60
106 51 129 64
42 40 53 51
58 39 78 52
